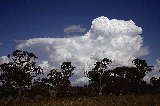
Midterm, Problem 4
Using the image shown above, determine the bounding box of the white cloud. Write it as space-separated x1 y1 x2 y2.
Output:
71 77 89 86
64 25 87 34
16 16 149 85
145 59 160 82
0 42 2 46
154 59 160 73
0 56 9 64
38 61 54 73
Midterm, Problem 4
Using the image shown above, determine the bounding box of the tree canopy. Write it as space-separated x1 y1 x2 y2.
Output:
0 50 159 99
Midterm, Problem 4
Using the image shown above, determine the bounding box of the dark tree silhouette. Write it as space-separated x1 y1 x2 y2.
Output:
0 50 158 99
150 77 160 93
47 62 75 97
103 66 131 95
104 58 153 95
132 58 153 79
29 77 51 98
0 50 43 98
86 58 153 96
150 77 159 87
86 58 112 96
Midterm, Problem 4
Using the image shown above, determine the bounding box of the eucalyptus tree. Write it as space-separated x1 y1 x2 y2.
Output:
86 58 112 96
47 62 75 97
0 50 43 97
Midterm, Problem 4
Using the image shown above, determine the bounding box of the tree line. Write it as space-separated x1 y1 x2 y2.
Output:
0 50 160 99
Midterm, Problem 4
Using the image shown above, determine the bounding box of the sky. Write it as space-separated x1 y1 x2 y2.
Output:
0 0 160 85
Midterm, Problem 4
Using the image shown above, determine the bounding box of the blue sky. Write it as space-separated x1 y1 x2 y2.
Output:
0 0 160 65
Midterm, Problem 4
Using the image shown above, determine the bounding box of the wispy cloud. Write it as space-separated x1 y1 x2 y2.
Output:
64 25 87 34
0 42 2 46
14 39 26 44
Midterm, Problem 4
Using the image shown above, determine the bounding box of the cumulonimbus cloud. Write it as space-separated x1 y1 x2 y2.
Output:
15 16 150 85
64 25 87 34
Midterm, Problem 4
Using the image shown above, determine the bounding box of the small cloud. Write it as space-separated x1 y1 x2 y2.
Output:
0 42 2 46
64 25 87 34
14 39 26 44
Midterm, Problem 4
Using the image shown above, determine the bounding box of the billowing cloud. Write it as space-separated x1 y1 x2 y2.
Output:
64 25 87 34
16 16 149 85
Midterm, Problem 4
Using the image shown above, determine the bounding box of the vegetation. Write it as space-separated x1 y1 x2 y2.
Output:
0 50 160 105
0 95 160 106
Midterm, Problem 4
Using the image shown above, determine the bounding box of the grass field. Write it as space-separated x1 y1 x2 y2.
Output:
0 94 160 106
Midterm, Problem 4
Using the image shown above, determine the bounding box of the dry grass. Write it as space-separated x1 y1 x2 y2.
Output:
0 94 160 106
